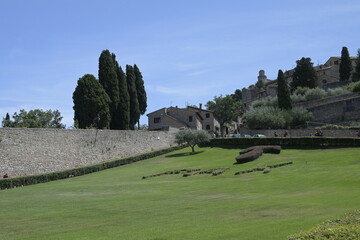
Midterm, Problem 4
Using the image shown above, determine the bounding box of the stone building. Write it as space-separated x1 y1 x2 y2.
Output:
147 105 220 134
242 70 278 108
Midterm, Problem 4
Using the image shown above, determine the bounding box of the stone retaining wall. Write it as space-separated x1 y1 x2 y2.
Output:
0 128 176 177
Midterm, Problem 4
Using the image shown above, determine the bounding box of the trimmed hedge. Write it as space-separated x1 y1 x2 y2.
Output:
236 145 281 164
203 137 360 148
0 144 185 190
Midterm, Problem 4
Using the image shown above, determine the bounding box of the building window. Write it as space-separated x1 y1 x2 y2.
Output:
206 125 210 130
154 117 161 123
188 116 193 122
334 60 339 65
322 79 327 84
206 113 210 118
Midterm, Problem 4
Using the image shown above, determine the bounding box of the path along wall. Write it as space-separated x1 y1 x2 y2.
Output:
0 128 176 177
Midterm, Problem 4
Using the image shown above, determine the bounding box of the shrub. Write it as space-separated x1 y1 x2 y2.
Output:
304 88 326 101
205 137 360 149
236 145 281 164
243 106 287 129
251 96 278 108
326 87 350 96
352 81 360 92
236 148 263 164
287 210 360 240
243 106 313 129
291 107 313 126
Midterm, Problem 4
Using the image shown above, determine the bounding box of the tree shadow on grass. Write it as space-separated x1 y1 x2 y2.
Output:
165 151 204 158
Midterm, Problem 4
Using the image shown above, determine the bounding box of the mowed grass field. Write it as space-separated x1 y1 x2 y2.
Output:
0 147 359 240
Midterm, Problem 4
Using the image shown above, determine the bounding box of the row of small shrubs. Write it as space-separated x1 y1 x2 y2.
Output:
182 168 230 177
142 168 200 179
287 210 360 240
0 144 186 190
203 137 360 149
234 162 293 175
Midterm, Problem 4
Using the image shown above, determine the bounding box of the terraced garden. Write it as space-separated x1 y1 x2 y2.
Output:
0 146 359 239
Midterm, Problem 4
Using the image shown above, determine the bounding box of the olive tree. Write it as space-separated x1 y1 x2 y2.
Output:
175 129 210 152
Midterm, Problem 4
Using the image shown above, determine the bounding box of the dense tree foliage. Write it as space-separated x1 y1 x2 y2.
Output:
134 64 147 127
98 50 119 129
231 89 242 102
243 106 312 129
73 74 111 129
291 57 317 89
206 95 242 135
339 46 352 81
2 109 65 128
352 49 360 82
126 65 140 130
175 129 210 152
277 69 292 110
112 53 130 130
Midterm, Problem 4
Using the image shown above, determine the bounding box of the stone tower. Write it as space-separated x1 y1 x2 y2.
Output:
258 70 268 84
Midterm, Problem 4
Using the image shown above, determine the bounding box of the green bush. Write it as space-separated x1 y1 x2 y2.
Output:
304 88 326 101
243 106 313 129
352 81 360 92
287 210 360 240
0 144 185 190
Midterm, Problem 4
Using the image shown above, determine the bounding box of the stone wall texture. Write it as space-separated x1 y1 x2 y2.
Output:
0 128 176 177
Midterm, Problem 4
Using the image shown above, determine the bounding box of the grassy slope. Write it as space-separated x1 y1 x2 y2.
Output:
0 147 359 240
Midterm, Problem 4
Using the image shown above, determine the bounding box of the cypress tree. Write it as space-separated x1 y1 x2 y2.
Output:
291 57 317 89
126 65 140 130
352 49 360 82
277 70 292 110
98 49 119 129
134 64 147 127
73 74 111 129
339 46 352 81
112 53 130 130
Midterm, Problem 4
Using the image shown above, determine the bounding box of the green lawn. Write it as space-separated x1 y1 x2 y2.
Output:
0 147 359 240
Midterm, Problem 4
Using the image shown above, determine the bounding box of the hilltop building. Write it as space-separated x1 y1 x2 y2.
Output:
242 56 358 109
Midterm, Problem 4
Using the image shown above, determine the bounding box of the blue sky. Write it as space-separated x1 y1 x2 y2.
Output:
1 0 360 128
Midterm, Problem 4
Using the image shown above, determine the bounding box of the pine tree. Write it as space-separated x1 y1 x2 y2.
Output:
339 46 352 81
352 49 360 82
73 74 111 129
126 65 140 130
112 53 130 130
277 70 292 110
134 64 147 127
98 49 119 129
291 57 317 89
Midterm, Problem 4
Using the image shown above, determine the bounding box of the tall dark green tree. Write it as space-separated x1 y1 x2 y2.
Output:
339 46 352 81
98 50 119 129
134 64 147 127
291 57 317 89
126 65 140 130
352 49 360 82
112 53 130 130
277 70 292 110
2 113 13 127
73 74 111 129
